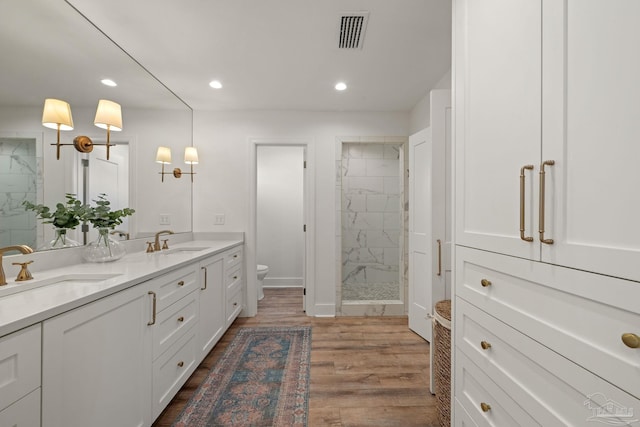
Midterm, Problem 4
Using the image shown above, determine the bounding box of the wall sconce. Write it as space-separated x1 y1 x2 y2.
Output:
156 146 198 182
42 98 122 160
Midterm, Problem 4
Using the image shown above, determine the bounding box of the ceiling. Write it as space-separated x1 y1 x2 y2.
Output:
66 0 452 112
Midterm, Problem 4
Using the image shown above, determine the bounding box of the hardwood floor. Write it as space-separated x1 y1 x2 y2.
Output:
152 288 438 426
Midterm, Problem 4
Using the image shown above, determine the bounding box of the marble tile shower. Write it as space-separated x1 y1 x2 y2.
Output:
341 143 403 302
0 137 41 248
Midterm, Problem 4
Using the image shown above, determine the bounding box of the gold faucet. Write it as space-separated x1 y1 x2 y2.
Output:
110 230 130 240
0 245 34 286
153 230 174 251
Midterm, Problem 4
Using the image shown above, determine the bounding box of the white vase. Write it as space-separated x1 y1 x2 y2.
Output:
83 228 126 262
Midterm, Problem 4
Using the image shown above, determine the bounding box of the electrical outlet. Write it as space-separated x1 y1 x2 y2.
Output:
214 214 225 225
159 214 171 225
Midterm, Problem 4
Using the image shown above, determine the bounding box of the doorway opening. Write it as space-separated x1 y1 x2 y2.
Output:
336 138 408 316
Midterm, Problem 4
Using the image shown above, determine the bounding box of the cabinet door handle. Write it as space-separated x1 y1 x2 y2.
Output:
233 254 238 259
436 239 442 276
177 280 185 287
520 165 534 242
480 279 492 287
622 333 640 348
177 361 184 367
539 160 555 244
148 291 157 325
480 402 491 412
233 275 238 280
480 341 492 350
177 316 184 322
201 266 207 290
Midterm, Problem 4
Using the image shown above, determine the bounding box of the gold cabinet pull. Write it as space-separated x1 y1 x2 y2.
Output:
622 333 640 348
480 341 492 350
520 165 534 242
436 239 442 276
233 254 238 258
177 280 185 287
148 291 157 325
177 361 184 367
539 160 555 244
177 316 184 322
480 279 492 287
233 275 238 280
480 402 491 412
201 266 207 290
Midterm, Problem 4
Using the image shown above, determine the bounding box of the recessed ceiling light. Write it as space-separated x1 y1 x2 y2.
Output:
335 82 347 91
101 79 117 87
209 80 223 89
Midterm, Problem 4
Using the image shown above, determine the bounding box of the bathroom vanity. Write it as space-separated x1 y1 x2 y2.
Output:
0 237 244 427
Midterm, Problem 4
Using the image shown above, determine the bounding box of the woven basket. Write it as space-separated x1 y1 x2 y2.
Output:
433 299 451 427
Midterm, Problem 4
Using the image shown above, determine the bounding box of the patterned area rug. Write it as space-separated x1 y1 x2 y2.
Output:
172 326 311 427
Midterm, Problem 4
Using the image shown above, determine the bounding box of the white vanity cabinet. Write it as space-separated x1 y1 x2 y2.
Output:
197 253 225 357
42 282 153 427
224 247 244 327
0 324 41 427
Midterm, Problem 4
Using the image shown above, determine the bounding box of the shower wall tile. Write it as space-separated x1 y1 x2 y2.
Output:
383 213 401 230
366 195 399 213
384 248 400 266
342 158 366 176
344 177 384 194
343 194 367 212
383 177 401 194
342 230 367 248
366 158 398 177
366 230 399 248
383 145 401 159
344 247 384 264
343 212 383 231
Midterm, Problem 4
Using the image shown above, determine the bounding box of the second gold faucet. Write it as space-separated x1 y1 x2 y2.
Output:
153 230 174 251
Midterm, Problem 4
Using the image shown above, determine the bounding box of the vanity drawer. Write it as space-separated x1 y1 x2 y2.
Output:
0 388 41 427
454 399 479 427
153 264 199 311
455 351 537 427
456 246 640 399
152 325 198 419
153 291 198 359
226 266 242 293
226 288 243 326
0 324 41 411
224 247 243 271
456 297 640 425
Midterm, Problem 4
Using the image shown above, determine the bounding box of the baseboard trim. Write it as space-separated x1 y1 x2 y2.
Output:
263 277 303 287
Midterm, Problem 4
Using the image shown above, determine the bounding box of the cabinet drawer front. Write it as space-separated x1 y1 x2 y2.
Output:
153 291 198 359
456 298 640 426
226 266 242 292
225 247 243 271
152 326 197 419
0 388 40 427
454 399 479 427
154 265 198 311
226 289 243 325
455 351 537 426
457 246 640 399
0 324 40 410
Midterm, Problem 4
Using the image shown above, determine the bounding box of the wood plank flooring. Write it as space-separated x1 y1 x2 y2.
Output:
152 288 438 426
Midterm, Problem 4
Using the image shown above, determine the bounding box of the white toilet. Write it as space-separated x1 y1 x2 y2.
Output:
257 265 269 300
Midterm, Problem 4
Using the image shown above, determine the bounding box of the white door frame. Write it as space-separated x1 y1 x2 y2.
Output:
247 138 315 317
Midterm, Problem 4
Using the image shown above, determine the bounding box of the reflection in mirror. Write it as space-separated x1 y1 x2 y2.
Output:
0 0 193 251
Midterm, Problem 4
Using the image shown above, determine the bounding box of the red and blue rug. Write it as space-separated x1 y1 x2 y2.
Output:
172 326 311 427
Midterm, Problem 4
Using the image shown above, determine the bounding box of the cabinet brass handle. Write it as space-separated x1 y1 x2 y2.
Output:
233 302 238 306
177 361 184 367
480 402 491 412
437 239 442 276
480 341 492 350
233 275 238 280
233 254 238 258
148 291 157 325
201 266 207 290
622 333 640 348
480 279 492 287
520 165 534 242
177 280 185 287
539 160 555 244
177 316 184 322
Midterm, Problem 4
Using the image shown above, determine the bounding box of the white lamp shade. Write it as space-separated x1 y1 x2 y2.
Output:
156 146 172 164
42 98 74 130
184 147 199 164
94 99 123 131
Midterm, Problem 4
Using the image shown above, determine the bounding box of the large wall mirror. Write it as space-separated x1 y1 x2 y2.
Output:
0 0 193 250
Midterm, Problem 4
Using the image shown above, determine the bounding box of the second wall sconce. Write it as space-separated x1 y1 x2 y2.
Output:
42 98 123 160
156 146 198 182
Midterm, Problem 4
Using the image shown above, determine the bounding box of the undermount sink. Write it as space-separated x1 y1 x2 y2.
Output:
0 273 122 298
161 247 209 255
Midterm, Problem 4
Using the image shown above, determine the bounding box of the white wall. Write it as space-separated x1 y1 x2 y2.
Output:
409 69 452 134
257 146 304 287
192 110 409 315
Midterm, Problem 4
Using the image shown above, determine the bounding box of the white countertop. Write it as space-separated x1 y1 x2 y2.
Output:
0 239 243 338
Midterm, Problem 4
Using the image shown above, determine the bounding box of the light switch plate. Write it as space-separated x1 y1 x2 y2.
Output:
159 214 171 225
214 214 225 225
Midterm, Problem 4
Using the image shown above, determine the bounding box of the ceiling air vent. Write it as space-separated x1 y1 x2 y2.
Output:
338 12 369 49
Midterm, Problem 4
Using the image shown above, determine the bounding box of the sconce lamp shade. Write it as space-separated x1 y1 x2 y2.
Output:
184 147 199 164
156 146 172 164
42 98 73 130
94 99 122 131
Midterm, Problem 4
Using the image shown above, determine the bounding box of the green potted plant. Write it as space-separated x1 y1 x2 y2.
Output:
83 193 135 262
23 194 89 250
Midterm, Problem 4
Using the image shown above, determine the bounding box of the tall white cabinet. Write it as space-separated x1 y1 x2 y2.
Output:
453 0 640 425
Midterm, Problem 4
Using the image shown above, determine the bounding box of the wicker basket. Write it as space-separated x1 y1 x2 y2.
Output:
433 299 452 427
